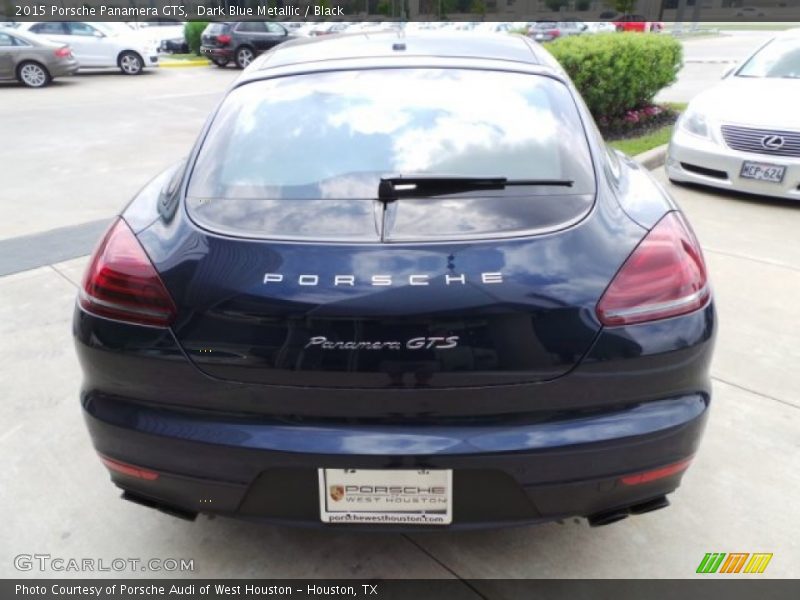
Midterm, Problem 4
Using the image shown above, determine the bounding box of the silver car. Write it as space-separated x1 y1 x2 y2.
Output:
0 27 79 87
667 29 800 201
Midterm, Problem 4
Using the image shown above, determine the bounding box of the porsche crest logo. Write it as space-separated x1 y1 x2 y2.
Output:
329 485 345 502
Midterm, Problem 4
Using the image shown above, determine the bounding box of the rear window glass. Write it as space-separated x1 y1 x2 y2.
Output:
187 68 595 201
206 23 229 34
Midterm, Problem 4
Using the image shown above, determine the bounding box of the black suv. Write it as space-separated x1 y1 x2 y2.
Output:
200 21 293 69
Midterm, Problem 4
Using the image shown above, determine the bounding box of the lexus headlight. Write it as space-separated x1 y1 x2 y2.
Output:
680 109 711 139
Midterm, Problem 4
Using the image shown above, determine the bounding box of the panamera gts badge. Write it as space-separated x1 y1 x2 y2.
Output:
761 135 785 150
329 485 345 502
305 336 460 351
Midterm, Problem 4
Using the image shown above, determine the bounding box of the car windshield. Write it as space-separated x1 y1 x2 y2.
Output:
737 37 800 78
187 68 595 201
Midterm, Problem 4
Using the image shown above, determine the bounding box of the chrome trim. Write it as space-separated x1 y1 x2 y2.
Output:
602 287 709 320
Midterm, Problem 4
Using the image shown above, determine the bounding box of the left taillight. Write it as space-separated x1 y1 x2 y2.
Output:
54 46 71 58
79 218 177 327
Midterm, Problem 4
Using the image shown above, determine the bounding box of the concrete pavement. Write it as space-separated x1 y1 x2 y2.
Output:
657 31 773 103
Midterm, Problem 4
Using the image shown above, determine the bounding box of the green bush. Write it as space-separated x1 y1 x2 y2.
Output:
548 33 682 119
184 21 209 56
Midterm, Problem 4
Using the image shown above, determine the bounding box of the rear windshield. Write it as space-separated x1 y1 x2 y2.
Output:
205 23 230 35
187 68 595 201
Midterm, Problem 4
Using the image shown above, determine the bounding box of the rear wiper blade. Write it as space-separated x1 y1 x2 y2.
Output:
377 176 574 201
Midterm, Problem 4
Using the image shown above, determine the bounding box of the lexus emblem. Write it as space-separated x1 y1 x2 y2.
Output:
761 135 786 150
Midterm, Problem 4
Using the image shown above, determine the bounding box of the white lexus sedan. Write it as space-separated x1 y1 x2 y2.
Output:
17 21 159 75
667 29 800 201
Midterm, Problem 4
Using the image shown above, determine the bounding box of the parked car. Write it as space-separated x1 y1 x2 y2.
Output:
200 21 293 69
18 21 158 74
736 6 768 17
584 22 618 34
667 29 800 201
529 21 586 42
613 15 664 32
76 32 715 529
130 20 188 54
0 27 78 87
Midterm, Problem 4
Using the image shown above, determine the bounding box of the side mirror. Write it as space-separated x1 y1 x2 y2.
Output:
581 24 588 31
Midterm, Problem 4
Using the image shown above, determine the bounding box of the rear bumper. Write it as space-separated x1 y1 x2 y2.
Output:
201 47 233 61
84 392 709 529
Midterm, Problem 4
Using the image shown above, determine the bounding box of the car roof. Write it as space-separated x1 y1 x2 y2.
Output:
241 31 547 81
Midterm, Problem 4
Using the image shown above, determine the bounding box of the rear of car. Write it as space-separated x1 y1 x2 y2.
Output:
667 31 800 201
75 34 714 528
200 22 234 64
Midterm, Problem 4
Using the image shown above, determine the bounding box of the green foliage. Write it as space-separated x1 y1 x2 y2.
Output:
471 0 487 17
544 0 569 11
377 0 390 16
548 33 682 118
184 21 209 56
610 0 636 13
575 0 591 10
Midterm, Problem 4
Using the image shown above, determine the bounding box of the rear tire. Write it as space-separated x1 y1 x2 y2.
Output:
119 51 144 75
17 61 51 88
234 46 254 69
212 58 229 68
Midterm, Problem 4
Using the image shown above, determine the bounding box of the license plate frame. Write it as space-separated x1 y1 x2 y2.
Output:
740 161 786 183
318 468 453 526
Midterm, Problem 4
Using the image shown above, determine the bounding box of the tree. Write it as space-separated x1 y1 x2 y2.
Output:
545 0 569 11
610 0 637 13
471 0 486 19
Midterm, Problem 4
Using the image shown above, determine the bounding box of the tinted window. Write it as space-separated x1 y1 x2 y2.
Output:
265 22 286 34
236 22 266 33
206 23 230 34
67 22 99 37
738 37 800 78
0 33 13 46
188 69 595 201
31 22 66 35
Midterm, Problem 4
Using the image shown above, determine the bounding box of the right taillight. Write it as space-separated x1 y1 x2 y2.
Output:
79 218 177 327
596 212 710 326
216 34 231 45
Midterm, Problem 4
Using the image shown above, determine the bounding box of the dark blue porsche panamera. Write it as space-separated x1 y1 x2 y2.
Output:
74 32 715 528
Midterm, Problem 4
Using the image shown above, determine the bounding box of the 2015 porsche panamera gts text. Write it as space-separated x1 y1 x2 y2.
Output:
74 32 715 528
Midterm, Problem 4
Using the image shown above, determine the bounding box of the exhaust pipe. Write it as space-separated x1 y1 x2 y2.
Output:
587 495 671 526
587 509 629 527
629 495 670 515
121 490 197 521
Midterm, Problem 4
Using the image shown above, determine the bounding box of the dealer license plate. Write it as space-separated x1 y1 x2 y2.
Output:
318 468 452 526
740 161 785 183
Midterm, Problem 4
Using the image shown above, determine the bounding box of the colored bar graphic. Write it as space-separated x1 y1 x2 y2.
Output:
720 553 749 573
744 553 773 574
697 552 772 574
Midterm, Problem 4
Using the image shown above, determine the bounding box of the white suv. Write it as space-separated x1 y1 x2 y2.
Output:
19 22 159 75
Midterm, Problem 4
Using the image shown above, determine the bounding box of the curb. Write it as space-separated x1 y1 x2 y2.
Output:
635 144 668 170
160 59 211 68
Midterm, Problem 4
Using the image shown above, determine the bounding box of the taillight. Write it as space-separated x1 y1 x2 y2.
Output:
79 218 177 327
619 457 693 486
99 455 159 481
548 29 561 37
54 47 71 58
216 34 231 45
596 212 709 326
